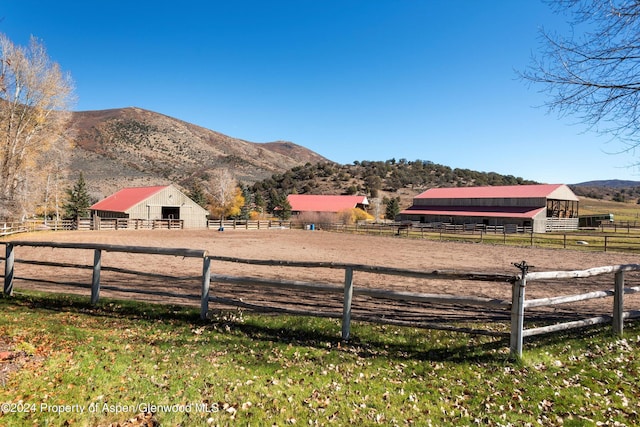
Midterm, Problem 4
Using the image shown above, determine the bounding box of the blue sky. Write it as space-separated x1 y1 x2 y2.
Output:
3 1 639 184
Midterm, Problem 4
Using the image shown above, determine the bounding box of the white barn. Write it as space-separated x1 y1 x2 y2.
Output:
90 185 208 228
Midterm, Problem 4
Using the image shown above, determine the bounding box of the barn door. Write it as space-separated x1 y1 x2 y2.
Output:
162 207 180 220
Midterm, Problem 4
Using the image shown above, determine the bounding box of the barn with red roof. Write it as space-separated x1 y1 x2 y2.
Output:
287 194 369 215
398 184 579 233
90 185 208 228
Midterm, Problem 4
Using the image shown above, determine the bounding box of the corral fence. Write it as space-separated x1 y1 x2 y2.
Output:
7 219 640 253
0 218 294 232
0 220 75 237
209 220 292 230
297 221 640 253
2 241 640 358
600 221 640 232
0 223 29 237
92 218 184 230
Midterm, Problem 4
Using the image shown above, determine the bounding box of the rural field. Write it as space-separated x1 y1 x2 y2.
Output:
1 228 640 426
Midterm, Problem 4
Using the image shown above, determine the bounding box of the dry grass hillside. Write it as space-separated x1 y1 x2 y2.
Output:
68 107 327 199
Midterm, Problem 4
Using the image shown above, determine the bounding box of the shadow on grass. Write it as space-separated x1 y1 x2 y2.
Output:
1 291 514 364
1 291 198 323
4 291 632 365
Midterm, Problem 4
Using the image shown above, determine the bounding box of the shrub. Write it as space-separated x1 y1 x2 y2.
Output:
338 208 374 224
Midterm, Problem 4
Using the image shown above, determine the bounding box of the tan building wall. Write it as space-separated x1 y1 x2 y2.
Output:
124 186 208 228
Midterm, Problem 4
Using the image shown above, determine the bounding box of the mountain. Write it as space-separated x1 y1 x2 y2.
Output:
68 107 328 199
573 179 640 188
570 179 640 202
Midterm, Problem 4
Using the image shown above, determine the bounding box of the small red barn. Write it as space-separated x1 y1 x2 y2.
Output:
287 195 369 215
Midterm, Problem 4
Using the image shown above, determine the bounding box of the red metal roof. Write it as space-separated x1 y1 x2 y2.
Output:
413 184 568 199
287 195 368 213
90 186 169 213
399 206 546 219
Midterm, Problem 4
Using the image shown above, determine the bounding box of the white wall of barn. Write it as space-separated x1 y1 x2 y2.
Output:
125 186 208 228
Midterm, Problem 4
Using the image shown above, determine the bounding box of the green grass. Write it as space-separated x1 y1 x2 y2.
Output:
1 292 639 426
579 197 640 223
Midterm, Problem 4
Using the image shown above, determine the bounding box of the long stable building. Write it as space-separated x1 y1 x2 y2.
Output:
398 184 579 233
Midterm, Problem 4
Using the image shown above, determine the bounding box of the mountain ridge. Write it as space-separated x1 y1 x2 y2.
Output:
573 179 640 188
68 106 328 199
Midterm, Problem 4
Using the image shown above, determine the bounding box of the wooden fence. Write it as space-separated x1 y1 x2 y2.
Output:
298 222 640 253
0 223 28 237
92 218 184 230
2 241 208 310
0 220 75 237
510 262 640 357
2 241 639 358
8 219 640 254
209 220 292 230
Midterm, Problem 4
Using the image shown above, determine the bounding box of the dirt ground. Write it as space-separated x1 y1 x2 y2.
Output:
3 228 640 327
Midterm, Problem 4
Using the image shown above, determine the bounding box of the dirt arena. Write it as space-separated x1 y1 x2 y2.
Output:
3 228 640 327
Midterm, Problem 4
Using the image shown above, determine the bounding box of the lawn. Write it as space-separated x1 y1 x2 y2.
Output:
1 292 639 426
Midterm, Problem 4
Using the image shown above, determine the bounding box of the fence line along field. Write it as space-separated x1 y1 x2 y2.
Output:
2 228 640 333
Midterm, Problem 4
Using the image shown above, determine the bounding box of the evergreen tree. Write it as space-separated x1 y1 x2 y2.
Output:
385 197 400 221
272 192 292 220
188 181 208 208
238 185 252 220
254 192 266 215
63 173 92 219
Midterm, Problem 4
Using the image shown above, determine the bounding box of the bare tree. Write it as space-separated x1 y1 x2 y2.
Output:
0 34 75 219
37 134 72 222
523 1 640 157
207 169 239 223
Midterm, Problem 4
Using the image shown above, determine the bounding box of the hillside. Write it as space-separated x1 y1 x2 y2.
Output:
250 159 539 209
570 180 640 203
250 163 640 213
68 107 327 199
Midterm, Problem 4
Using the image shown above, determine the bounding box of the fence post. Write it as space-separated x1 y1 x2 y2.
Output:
604 236 608 252
342 267 354 340
91 249 102 304
510 261 529 359
201 257 211 320
613 270 624 336
4 243 14 296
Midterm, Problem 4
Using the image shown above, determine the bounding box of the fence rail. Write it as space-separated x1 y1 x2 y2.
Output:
8 219 640 254
209 220 292 230
0 224 28 237
0 220 75 236
2 241 639 358
93 218 185 230
510 262 640 357
290 221 640 253
2 241 207 306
